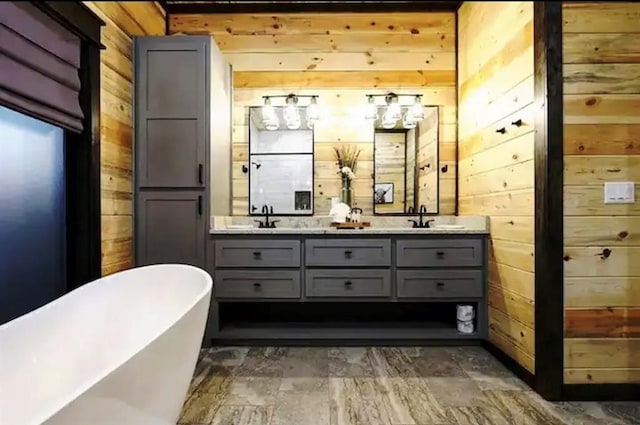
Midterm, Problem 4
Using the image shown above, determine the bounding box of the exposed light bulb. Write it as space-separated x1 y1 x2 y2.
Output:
284 95 301 130
364 95 378 120
382 109 397 129
402 110 417 129
386 94 402 120
307 96 320 121
262 97 276 121
411 95 425 120
285 104 298 121
265 120 280 131
287 115 301 130
261 97 279 130
388 104 401 120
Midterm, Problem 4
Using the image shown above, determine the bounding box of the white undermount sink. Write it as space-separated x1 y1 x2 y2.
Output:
432 224 464 229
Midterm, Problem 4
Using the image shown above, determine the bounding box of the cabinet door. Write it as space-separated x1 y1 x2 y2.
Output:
136 191 206 267
135 37 208 188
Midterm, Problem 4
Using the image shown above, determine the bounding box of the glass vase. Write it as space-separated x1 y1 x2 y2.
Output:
340 176 353 207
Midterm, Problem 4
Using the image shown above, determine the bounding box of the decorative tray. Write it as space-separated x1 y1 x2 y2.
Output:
330 222 371 229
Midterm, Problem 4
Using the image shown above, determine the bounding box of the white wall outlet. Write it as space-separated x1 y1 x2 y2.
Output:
604 182 635 204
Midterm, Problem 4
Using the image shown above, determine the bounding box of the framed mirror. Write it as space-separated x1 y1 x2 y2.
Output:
248 106 314 215
373 106 439 215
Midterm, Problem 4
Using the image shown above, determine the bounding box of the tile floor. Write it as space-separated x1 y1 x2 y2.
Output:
179 346 639 425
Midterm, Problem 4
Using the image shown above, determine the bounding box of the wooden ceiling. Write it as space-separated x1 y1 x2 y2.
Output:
159 1 462 14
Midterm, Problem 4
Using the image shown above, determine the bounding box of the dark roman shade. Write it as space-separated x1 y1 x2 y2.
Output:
0 2 83 132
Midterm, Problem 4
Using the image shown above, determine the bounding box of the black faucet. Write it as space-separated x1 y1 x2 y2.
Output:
408 204 435 228
255 205 280 228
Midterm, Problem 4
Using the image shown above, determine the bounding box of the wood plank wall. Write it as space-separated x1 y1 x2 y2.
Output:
457 2 535 373
83 2 165 275
563 2 640 384
169 12 457 216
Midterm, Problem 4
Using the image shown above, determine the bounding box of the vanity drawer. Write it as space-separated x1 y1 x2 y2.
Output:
397 270 483 299
305 239 391 267
215 240 300 268
396 238 483 268
214 270 301 299
305 269 391 298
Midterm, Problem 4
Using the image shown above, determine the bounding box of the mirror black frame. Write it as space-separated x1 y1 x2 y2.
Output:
373 128 415 215
247 106 315 216
372 108 440 216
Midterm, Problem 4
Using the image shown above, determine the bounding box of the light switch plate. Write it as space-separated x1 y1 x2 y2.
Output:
604 182 635 204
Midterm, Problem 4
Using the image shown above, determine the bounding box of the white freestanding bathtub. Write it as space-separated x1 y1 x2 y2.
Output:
0 264 212 425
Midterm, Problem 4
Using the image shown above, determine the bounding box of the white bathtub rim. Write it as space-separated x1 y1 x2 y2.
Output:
0 264 209 332
0 264 212 425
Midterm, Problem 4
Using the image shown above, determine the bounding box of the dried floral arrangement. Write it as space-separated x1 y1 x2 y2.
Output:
333 144 362 179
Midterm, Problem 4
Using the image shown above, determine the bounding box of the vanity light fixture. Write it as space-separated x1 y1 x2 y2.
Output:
386 93 402 121
261 97 279 131
260 93 321 131
402 111 417 129
364 92 426 129
411 95 425 120
307 96 320 120
364 95 378 120
284 94 301 130
382 106 398 129
306 96 320 129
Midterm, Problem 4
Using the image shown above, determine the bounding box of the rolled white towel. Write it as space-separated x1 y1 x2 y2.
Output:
456 304 475 321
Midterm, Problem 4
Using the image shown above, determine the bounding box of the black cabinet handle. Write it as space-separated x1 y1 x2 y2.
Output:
197 195 202 216
436 282 445 288
344 281 353 286
253 251 262 258
253 282 261 288
344 250 353 257
511 119 523 127
436 251 445 258
496 127 506 134
198 164 203 184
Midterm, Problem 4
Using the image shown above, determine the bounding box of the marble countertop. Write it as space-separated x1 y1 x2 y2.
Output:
210 215 489 235
209 227 488 235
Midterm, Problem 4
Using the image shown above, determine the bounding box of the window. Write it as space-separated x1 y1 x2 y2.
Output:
0 105 66 324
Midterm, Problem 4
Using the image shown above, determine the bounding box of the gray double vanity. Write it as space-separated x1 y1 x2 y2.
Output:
209 221 488 342
133 36 489 345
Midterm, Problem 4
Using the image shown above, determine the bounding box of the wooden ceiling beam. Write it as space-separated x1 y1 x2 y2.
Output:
161 1 462 15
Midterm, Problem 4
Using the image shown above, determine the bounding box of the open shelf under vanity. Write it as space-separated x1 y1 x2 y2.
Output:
216 301 481 341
